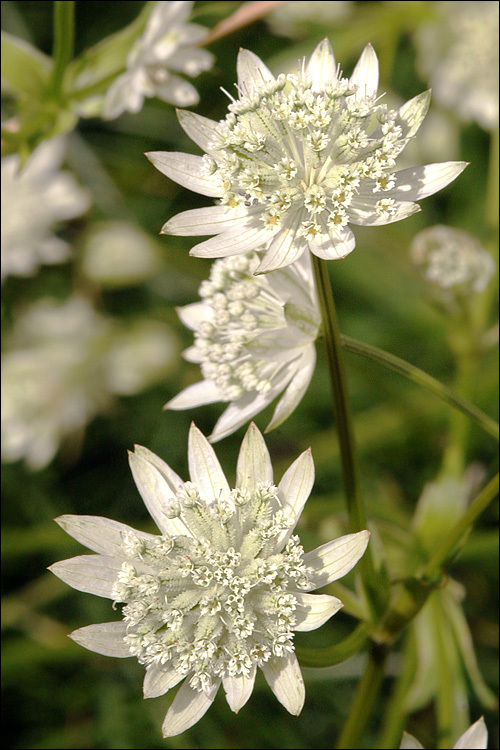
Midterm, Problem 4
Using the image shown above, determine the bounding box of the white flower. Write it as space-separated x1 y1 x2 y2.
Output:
50 423 370 737
1 139 90 282
411 225 495 294
104 0 214 119
415 1 499 130
401 716 488 749
266 1 353 39
149 39 467 274
166 251 320 441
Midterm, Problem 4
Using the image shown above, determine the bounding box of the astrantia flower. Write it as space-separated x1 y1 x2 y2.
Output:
1 138 90 282
415 1 499 130
401 716 488 749
104 0 214 119
50 423 370 737
149 39 467 273
166 251 320 441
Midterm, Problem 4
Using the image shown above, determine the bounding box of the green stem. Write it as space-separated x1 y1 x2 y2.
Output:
311 256 386 616
296 623 369 668
335 642 389 748
50 1 75 98
340 335 498 442
486 128 499 241
377 631 417 749
421 473 499 581
433 594 455 749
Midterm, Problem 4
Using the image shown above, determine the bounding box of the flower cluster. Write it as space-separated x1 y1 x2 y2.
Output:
104 0 214 119
1 138 90 282
50 423 369 736
150 39 467 273
167 251 320 441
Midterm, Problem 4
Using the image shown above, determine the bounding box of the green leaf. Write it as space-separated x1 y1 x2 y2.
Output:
1 31 52 98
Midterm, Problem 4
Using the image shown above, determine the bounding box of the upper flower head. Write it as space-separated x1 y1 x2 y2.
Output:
50 423 369 737
104 0 214 119
166 251 320 441
149 39 467 273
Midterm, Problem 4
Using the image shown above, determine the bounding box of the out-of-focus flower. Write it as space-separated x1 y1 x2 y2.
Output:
266 1 352 39
1 297 177 469
1 139 90 282
415 1 499 130
80 221 162 287
103 1 214 119
50 422 370 737
166 251 320 441
411 225 495 306
401 716 488 749
150 39 467 273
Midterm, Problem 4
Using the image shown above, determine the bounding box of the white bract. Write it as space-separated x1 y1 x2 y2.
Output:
149 39 467 273
415 1 499 130
401 716 488 749
104 0 214 119
166 251 320 441
1 139 90 282
50 423 370 737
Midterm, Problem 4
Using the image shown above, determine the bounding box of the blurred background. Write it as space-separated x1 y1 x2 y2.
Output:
1 2 498 748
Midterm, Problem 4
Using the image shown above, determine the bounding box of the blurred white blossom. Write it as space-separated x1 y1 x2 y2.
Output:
1 297 177 469
411 225 495 301
266 1 352 39
80 221 162 287
415 1 499 130
1 139 90 282
166 251 320 441
104 0 214 119
50 422 370 737
151 39 467 273
401 716 488 749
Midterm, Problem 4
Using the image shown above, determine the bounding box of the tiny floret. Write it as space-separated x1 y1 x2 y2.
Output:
50 423 370 736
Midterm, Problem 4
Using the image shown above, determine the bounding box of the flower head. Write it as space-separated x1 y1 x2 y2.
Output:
1 138 90 282
149 39 467 273
104 0 214 119
401 716 488 749
166 251 320 441
50 423 369 737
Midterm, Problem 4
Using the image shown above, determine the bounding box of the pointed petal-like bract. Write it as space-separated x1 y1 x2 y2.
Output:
49 555 139 599
350 43 379 99
398 90 431 139
166 379 222 410
146 152 222 197
303 531 370 590
272 449 314 552
188 423 230 502
69 622 131 657
162 678 220 737
387 162 469 202
222 665 257 713
237 49 275 97
400 733 425 750
261 653 305 715
307 38 336 93
54 515 156 557
176 109 220 153
162 205 252 236
143 661 184 698
293 593 343 631
236 422 273 493
266 348 316 432
454 717 488 750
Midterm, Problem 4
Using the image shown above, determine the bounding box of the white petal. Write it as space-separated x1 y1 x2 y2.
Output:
69 622 131 657
266 348 316 432
146 152 222 197
154 75 199 108
454 718 488 750
132 445 184 494
309 225 356 259
348 200 421 226
261 653 305 715
222 664 257 713
272 448 314 551
349 44 379 98
307 39 336 92
255 220 307 274
162 678 220 737
49 555 143 599
398 90 431 139
143 661 184 698
166 379 222 410
128 451 191 537
400 732 424 749
303 530 370 590
188 423 230 502
54 515 156 556
177 300 211 330
190 222 273 258
237 49 275 97
292 592 343 631
236 422 273 492
176 109 220 152
385 162 469 201
162 205 253 236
